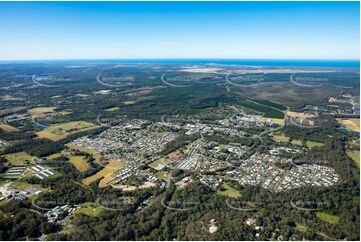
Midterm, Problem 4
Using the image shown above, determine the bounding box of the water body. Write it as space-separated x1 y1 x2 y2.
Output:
1 59 359 68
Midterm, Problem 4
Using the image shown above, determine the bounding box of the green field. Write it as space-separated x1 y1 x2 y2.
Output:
28 106 56 115
291 139 303 146
306 141 324 149
216 183 241 199
2 151 35 165
155 171 168 180
346 150 360 167
272 134 289 142
316 212 340 224
75 202 102 217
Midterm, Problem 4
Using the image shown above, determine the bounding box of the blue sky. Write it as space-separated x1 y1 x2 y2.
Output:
0 1 359 60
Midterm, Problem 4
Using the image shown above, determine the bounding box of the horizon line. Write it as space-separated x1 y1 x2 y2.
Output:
0 58 360 62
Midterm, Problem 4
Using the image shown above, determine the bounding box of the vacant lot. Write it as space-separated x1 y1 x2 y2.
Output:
336 118 360 132
347 150 360 167
316 211 340 224
2 151 35 165
36 121 98 141
217 183 241 198
82 161 124 187
0 124 19 132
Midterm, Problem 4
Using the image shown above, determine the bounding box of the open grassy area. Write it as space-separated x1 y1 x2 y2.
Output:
316 212 340 224
291 139 303 146
105 107 120 112
28 106 56 115
82 161 124 187
0 124 19 132
306 141 324 149
286 111 315 119
69 155 90 172
346 150 360 167
155 171 168 180
2 151 35 165
295 223 307 232
336 118 360 132
75 202 102 217
45 152 63 160
216 183 241 199
36 121 98 141
148 158 166 169
9 180 46 190
272 134 289 143
260 117 285 124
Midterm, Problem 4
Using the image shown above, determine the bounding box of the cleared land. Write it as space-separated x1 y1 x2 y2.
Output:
69 155 90 173
216 183 241 198
286 111 316 119
36 121 98 141
0 124 19 132
82 161 124 187
28 107 56 115
2 151 35 165
316 211 340 224
336 118 360 132
346 150 360 167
